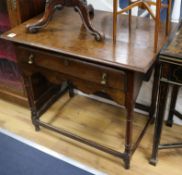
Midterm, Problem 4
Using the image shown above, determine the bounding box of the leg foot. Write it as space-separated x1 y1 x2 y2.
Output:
26 0 64 33
166 119 173 127
31 111 40 131
34 123 40 131
69 85 74 98
149 157 158 166
75 1 104 41
124 156 130 169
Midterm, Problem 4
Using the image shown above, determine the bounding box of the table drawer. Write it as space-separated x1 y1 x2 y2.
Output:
20 63 126 105
16 46 126 91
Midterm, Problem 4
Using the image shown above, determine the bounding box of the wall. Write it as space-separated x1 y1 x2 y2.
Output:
87 0 182 125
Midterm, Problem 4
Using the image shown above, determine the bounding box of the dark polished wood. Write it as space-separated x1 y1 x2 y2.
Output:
26 0 103 41
1 9 175 169
166 85 180 126
150 20 182 166
17 0 45 23
148 62 161 122
6 0 45 27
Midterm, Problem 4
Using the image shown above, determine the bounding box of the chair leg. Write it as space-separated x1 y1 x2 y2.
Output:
128 0 132 30
154 0 161 52
118 1 142 14
143 1 156 20
113 0 118 43
166 0 172 35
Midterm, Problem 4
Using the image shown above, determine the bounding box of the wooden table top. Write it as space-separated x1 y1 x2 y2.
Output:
160 21 182 61
1 8 176 73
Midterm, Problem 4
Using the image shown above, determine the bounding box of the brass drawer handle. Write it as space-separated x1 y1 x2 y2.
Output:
101 73 107 85
28 54 34 64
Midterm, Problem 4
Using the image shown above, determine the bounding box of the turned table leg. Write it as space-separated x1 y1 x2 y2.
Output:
149 62 160 122
149 78 169 165
124 71 135 169
166 85 179 127
26 0 103 41
124 103 134 169
23 76 40 131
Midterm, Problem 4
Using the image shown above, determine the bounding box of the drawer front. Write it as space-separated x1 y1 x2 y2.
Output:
161 62 182 85
21 64 125 105
16 46 126 91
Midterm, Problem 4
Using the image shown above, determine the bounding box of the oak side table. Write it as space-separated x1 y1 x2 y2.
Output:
1 9 174 169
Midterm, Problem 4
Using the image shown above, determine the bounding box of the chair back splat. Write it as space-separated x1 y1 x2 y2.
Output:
113 0 172 52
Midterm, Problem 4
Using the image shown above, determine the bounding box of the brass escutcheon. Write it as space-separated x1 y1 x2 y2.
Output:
28 54 34 64
101 73 107 85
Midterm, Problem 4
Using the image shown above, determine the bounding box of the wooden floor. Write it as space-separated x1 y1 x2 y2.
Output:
0 94 181 175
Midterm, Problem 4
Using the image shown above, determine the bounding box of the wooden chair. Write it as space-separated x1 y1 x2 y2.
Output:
113 0 172 52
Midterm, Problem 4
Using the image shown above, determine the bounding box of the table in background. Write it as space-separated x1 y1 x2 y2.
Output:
150 20 182 166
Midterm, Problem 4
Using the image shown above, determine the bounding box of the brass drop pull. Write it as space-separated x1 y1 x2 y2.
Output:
28 54 34 64
101 73 107 85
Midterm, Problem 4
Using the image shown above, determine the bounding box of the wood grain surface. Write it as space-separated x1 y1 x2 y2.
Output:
1 8 176 73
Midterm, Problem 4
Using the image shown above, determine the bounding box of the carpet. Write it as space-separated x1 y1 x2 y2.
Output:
0 128 106 175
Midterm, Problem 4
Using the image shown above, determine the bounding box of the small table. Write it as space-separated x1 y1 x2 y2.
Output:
1 9 173 169
150 21 182 166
